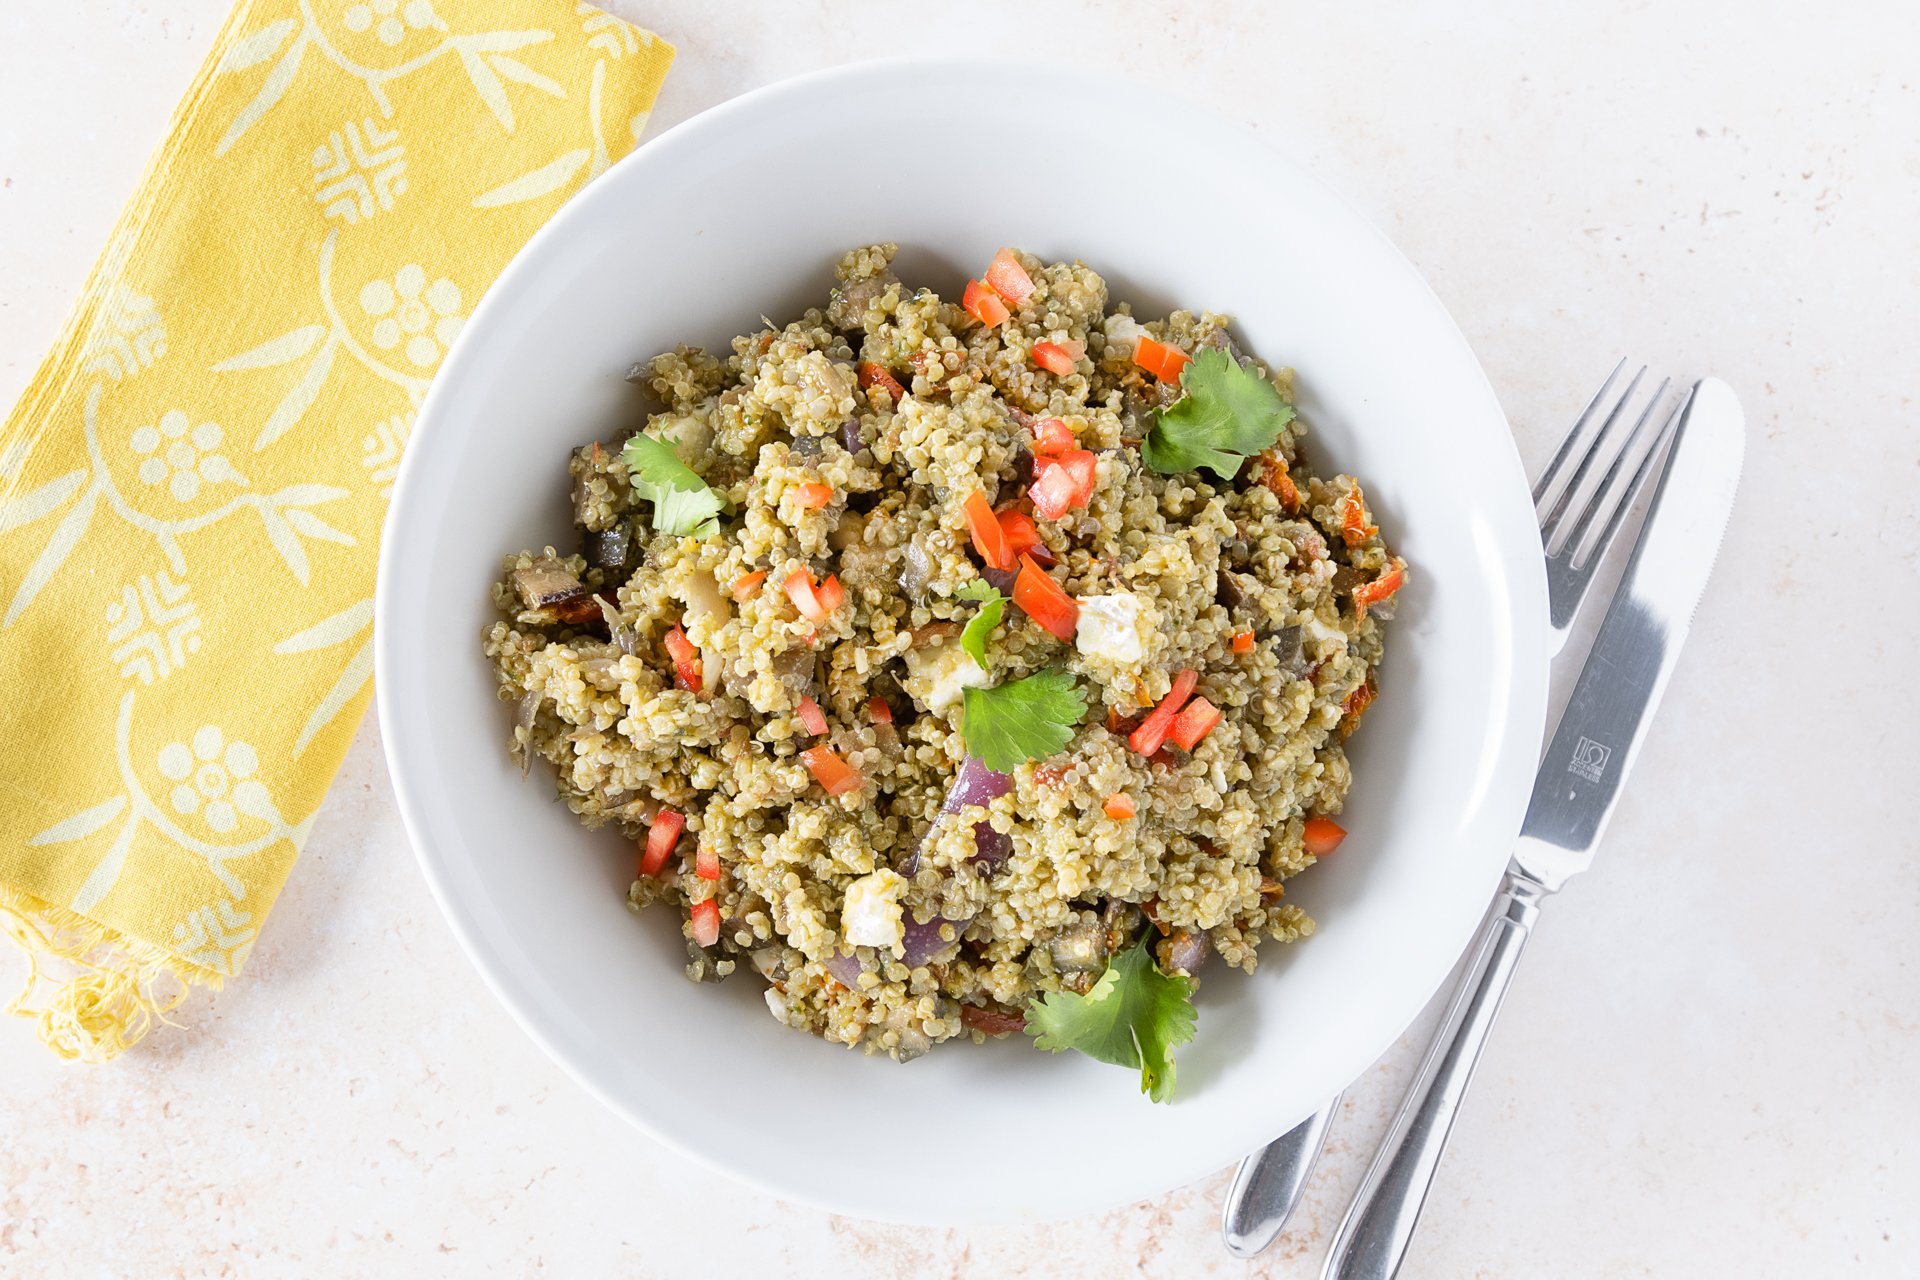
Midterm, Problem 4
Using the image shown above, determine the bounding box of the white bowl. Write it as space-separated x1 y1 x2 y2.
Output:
377 58 1547 1224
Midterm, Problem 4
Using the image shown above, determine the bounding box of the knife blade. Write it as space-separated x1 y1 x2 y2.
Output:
1319 376 1744 1280
1512 376 1745 892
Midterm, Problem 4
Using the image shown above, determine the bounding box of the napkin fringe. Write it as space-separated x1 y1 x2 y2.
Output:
0 884 206 1063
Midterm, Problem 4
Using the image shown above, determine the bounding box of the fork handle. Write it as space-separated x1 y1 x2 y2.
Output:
1221 1092 1342 1257
1321 871 1547 1280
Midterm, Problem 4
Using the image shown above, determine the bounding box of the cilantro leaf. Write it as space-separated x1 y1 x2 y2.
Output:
1026 939 1197 1103
956 579 1006 670
1141 347 1297 480
650 484 724 539
960 668 1085 773
621 432 723 538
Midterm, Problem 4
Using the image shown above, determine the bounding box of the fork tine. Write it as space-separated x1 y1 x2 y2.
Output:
1540 364 1647 550
1533 358 1626 507
1566 384 1687 571
1559 376 1672 563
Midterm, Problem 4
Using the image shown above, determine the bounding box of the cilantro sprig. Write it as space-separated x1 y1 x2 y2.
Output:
1141 347 1296 480
621 432 723 538
960 668 1085 773
956 579 1005 670
1026 939 1198 1103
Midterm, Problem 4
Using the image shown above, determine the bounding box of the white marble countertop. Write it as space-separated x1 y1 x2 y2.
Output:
3 1 1916 1275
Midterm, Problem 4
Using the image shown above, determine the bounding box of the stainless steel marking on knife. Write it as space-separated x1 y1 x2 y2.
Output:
1568 736 1610 783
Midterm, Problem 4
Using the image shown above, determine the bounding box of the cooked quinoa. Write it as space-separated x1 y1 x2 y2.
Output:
483 244 1404 1067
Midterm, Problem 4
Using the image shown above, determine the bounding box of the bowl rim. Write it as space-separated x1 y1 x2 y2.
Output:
376 53 1549 1223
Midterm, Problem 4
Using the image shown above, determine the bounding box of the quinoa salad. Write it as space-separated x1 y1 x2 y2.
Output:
484 245 1407 1102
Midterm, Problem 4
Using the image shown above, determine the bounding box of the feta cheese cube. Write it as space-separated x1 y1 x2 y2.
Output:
903 639 989 712
1075 592 1147 664
840 869 906 951
1103 313 1148 355
1302 613 1350 654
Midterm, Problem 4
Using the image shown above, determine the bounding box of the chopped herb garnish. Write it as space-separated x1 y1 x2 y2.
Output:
956 579 1006 669
621 432 723 538
960 668 1085 773
1026 939 1197 1103
1141 347 1296 481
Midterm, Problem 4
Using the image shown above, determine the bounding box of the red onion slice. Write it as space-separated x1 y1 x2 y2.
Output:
945 757 1012 867
979 566 1017 595
969 823 1011 866
901 913 976 968
942 757 1012 812
902 758 1012 876
823 947 867 988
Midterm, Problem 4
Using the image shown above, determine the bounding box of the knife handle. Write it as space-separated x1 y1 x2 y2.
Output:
1322 871 1546 1280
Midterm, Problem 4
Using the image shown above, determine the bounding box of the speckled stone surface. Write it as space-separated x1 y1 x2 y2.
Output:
3 2 1916 1275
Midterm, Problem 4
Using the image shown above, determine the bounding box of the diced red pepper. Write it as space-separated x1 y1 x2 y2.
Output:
797 696 829 736
867 696 893 725
784 568 845 621
1128 669 1199 757
1340 481 1379 547
963 490 1014 570
695 844 721 882
1230 630 1256 654
801 745 864 797
959 1003 1027 1036
1028 459 1080 520
1256 450 1300 513
962 278 1010 328
995 507 1044 562
1132 335 1192 384
785 570 820 619
690 898 721 947
1033 762 1072 790
1352 562 1405 612
639 808 684 876
1302 816 1347 857
1340 679 1377 736
1030 339 1083 376
1012 554 1078 642
984 248 1035 306
731 569 767 601
1031 449 1097 519
663 623 701 692
1169 695 1222 751
857 361 907 403
1031 416 1074 455
1055 449 1096 503
1103 792 1138 821
794 482 833 510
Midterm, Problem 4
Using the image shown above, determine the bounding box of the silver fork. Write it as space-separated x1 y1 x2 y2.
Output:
1536 360 1686 652
1220 361 1686 1259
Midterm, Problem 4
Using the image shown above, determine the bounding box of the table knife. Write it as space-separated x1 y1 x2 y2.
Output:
1321 377 1745 1280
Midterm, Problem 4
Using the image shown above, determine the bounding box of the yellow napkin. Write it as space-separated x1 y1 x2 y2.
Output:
0 0 672 1061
